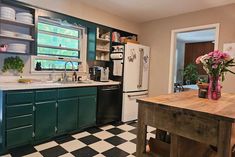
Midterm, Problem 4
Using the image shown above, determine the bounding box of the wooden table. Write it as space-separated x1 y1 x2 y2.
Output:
136 91 235 157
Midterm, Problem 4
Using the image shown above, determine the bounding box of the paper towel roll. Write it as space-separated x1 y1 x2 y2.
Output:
110 53 123 59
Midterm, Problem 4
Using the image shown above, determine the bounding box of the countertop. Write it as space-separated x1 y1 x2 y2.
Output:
0 80 121 91
137 90 235 122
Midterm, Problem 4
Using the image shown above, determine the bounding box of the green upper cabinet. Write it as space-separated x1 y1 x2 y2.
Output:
87 27 97 61
78 95 97 129
57 98 78 133
34 101 57 141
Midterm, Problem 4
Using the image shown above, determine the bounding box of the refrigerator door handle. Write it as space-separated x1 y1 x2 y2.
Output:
137 48 144 88
128 93 148 98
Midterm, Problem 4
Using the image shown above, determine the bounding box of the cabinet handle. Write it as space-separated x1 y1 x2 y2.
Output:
33 106 36 111
55 127 58 133
32 132 35 138
138 48 144 88
55 102 58 108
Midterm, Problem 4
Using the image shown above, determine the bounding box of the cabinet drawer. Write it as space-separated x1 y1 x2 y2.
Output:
6 125 33 148
58 87 97 99
7 104 33 118
6 91 34 105
58 88 79 99
35 89 57 102
7 114 33 130
77 87 97 96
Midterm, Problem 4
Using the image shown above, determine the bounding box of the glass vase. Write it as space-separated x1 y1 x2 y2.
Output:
208 76 221 100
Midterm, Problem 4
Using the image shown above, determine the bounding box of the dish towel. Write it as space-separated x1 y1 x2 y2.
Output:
113 60 123 76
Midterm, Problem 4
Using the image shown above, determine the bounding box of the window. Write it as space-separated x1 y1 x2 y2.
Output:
32 17 86 72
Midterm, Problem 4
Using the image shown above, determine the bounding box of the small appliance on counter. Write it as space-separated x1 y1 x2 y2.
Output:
89 66 109 82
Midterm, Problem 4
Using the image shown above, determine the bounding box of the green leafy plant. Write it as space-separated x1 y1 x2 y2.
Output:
183 63 199 84
2 56 24 73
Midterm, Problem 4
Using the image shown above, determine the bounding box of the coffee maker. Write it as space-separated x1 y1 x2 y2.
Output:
89 66 109 82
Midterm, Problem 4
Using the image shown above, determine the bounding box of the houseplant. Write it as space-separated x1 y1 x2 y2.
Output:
183 63 199 85
196 50 235 100
2 56 24 75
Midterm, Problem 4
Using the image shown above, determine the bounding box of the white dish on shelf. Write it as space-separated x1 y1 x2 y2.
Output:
15 33 32 39
16 12 32 17
16 18 33 24
0 30 16 36
6 49 26 54
0 7 15 20
0 7 15 14
8 43 27 52
0 14 15 21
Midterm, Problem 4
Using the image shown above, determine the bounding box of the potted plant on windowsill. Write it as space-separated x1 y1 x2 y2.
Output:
183 63 199 85
2 56 24 76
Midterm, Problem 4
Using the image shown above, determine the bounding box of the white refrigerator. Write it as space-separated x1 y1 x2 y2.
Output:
122 43 150 122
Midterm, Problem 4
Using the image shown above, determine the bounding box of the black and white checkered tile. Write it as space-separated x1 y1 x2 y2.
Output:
2 121 156 157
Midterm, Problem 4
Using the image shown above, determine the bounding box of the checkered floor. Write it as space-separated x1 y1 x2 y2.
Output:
2 121 156 157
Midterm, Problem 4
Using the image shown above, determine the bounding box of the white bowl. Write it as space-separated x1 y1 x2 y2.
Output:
16 12 32 17
16 19 33 24
16 16 32 21
0 7 15 14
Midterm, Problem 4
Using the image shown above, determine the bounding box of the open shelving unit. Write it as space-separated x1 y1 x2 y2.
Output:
0 2 36 55
95 27 111 61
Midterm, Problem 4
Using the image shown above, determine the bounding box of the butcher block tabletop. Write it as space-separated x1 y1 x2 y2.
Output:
137 90 235 122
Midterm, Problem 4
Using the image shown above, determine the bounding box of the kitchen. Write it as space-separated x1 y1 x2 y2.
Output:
0 0 235 157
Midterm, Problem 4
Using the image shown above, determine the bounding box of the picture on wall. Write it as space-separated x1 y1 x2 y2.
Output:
223 43 235 58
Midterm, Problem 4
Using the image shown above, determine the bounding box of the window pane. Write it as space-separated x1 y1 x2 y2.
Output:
34 59 79 71
38 22 79 37
38 33 79 49
37 47 80 58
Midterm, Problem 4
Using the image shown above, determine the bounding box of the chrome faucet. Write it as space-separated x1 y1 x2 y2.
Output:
63 61 74 82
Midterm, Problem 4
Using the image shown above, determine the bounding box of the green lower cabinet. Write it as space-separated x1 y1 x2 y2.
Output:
57 98 78 133
6 125 33 148
35 101 57 140
78 95 97 129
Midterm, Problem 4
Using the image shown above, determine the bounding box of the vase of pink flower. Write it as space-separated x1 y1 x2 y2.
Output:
196 50 235 100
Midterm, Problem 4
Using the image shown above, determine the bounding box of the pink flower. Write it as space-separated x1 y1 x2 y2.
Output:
212 64 218 69
222 52 232 61
195 56 202 64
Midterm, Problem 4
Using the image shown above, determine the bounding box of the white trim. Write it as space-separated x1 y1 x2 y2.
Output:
168 23 220 93
31 27 88 74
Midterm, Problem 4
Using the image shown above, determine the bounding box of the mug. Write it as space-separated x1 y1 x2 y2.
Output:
0 44 8 52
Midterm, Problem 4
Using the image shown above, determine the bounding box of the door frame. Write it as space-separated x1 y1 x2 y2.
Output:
168 23 220 93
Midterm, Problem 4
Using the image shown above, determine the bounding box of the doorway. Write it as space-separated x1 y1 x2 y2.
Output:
169 24 220 93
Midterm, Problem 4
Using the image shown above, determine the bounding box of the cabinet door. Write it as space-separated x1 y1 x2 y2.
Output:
58 98 78 133
87 27 96 61
35 101 56 140
78 96 97 129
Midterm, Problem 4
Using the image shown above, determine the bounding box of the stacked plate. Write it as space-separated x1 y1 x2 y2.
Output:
16 12 33 24
0 6 16 20
0 29 15 37
8 43 27 53
16 32 32 39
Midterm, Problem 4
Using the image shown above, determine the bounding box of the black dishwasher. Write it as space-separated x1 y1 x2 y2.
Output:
97 85 122 125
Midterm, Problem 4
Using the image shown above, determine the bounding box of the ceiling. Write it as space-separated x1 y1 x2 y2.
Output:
79 0 235 23
177 29 216 43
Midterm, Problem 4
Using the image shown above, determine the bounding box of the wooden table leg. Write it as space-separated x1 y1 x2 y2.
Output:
136 104 147 157
217 121 232 157
170 134 180 157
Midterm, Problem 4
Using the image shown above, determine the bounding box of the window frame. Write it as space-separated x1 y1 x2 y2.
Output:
31 17 87 74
